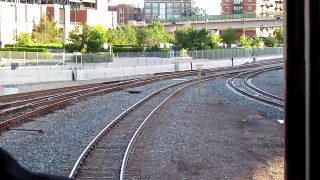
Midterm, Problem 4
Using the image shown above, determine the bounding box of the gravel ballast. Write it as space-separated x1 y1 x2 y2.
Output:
251 69 284 98
127 75 284 179
0 77 193 176
0 68 284 178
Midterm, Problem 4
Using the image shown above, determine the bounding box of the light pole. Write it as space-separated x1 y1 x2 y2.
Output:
45 11 49 44
242 19 247 35
11 3 17 47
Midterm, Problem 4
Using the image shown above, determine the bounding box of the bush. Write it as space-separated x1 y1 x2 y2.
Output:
72 53 113 63
26 43 63 49
112 47 144 53
3 43 63 49
203 46 212 50
0 47 47 52
65 44 81 53
4 44 15 48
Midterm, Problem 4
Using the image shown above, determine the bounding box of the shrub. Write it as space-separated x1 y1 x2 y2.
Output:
112 47 144 53
0 47 47 52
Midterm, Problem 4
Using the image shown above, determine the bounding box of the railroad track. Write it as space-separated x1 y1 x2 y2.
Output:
68 62 283 179
0 59 283 131
228 66 284 108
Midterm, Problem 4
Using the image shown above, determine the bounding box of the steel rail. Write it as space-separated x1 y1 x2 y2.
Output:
119 73 235 180
68 80 190 178
228 66 284 108
0 71 197 131
0 58 283 105
244 68 284 101
68 69 250 179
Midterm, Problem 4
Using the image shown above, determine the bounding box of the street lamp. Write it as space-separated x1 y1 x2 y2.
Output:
45 11 49 44
205 19 208 30
242 19 247 35
10 3 17 47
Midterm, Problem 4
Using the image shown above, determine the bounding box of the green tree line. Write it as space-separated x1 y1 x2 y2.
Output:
12 15 284 53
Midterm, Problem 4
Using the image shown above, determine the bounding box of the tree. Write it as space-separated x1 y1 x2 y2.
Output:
17 33 32 46
221 28 237 47
138 22 173 47
209 34 223 47
264 36 276 47
67 23 107 52
239 34 253 48
32 15 62 43
106 25 139 46
175 27 210 50
252 35 264 48
273 28 284 44
88 24 108 52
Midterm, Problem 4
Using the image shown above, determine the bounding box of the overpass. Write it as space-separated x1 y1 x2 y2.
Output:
138 17 284 33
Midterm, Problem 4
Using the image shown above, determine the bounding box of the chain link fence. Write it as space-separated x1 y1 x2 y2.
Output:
0 47 283 70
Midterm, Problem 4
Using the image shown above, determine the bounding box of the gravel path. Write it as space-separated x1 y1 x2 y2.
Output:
0 77 194 176
251 69 284 98
127 77 284 179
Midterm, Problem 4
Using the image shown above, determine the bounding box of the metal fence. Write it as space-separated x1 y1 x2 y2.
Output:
0 47 283 70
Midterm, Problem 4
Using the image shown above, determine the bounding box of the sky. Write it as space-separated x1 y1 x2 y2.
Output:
109 0 221 15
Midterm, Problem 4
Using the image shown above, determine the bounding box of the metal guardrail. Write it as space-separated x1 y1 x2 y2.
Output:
0 48 283 70
150 13 283 24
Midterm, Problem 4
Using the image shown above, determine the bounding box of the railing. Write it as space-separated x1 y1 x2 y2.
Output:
150 13 283 24
0 47 283 70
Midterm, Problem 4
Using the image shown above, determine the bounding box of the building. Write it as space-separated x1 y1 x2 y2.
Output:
220 0 284 37
144 0 195 22
221 0 257 15
0 0 46 46
0 0 117 46
108 4 143 25
257 0 283 16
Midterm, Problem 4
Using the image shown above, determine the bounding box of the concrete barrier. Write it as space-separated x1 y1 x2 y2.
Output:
77 64 176 81
0 55 283 83
0 70 72 84
191 55 283 70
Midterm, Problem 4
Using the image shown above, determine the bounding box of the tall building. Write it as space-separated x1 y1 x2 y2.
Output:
221 0 257 15
221 0 283 16
144 0 195 22
108 4 143 25
257 0 283 16
0 0 117 46
220 0 284 37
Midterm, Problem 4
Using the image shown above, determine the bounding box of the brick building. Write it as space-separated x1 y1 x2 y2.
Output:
221 0 257 15
108 4 143 25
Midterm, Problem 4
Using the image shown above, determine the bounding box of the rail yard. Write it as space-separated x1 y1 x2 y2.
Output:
0 59 284 179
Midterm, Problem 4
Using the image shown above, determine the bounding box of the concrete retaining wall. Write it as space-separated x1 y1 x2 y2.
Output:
0 55 283 83
0 70 72 84
77 64 176 80
191 55 283 70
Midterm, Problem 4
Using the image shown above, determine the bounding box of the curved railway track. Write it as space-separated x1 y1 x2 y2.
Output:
69 71 239 179
0 59 283 131
228 66 284 108
68 62 283 179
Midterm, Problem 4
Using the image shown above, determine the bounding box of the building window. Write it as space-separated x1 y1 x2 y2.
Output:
226 6 229 11
145 3 151 8
159 3 165 19
152 3 159 15
145 9 151 15
167 3 173 19
174 2 180 15
248 6 252 11
225 0 229 2
248 0 252 2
